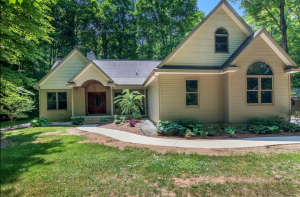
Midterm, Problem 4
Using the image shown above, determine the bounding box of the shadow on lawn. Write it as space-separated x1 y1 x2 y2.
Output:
0 130 72 196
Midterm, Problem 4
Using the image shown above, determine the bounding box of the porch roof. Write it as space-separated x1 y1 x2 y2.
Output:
52 59 161 85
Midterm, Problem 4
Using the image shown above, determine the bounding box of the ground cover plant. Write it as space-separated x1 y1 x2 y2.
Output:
1 127 300 196
30 117 51 127
71 117 85 125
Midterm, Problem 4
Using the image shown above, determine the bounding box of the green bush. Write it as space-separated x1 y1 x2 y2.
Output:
114 120 121 124
249 125 269 135
188 124 203 135
280 122 300 132
119 116 127 123
132 113 141 120
225 126 236 137
249 116 284 127
30 117 51 127
71 117 85 125
100 118 109 122
177 119 198 127
156 120 186 136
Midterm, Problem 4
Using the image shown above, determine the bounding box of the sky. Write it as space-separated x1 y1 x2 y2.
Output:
197 0 245 16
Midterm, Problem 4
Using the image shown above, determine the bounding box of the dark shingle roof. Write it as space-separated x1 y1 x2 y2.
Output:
93 60 161 85
222 29 262 68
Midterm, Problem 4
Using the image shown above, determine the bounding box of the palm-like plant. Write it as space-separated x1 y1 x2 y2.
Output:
114 89 145 119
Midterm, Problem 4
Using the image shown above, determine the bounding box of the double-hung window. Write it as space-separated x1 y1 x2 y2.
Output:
47 92 67 110
247 62 273 105
215 28 228 53
186 80 198 106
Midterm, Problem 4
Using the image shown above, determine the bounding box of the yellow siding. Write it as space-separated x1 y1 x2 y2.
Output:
223 73 230 122
73 88 85 116
86 84 111 115
41 53 87 89
160 74 223 122
165 8 248 66
39 89 72 121
74 65 109 86
147 78 160 123
230 37 290 122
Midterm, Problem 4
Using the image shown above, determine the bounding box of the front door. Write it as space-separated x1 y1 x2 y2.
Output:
88 92 106 114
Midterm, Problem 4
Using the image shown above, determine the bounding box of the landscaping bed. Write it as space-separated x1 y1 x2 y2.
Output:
97 120 144 136
96 119 300 140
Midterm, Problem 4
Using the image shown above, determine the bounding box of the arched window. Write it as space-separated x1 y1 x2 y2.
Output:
215 28 228 53
247 61 273 104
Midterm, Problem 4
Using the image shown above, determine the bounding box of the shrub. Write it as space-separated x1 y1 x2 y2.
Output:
120 116 127 123
71 117 85 125
225 126 236 137
249 125 269 135
132 113 141 120
156 120 186 136
280 122 300 132
177 119 198 127
185 130 195 139
129 119 136 127
268 126 282 134
239 126 248 134
188 124 203 135
100 118 109 122
114 120 121 124
206 125 219 136
199 130 208 138
249 116 284 127
30 117 51 127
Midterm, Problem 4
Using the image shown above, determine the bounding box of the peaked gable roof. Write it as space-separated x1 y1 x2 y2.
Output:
157 0 254 68
68 61 114 83
225 28 298 67
38 48 89 86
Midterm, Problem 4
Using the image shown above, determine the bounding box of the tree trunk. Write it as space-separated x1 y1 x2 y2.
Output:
279 1 288 54
10 116 14 128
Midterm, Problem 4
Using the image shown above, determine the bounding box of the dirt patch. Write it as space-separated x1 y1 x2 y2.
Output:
97 121 145 136
173 176 275 187
61 128 300 156
1 138 17 148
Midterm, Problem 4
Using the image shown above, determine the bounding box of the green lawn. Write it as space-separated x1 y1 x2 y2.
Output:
0 119 32 129
1 127 299 197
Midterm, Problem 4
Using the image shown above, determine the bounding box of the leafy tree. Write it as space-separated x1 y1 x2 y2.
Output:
232 0 299 54
0 82 35 128
114 89 145 119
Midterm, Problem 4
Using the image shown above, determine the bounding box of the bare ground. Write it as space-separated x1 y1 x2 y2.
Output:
43 128 300 156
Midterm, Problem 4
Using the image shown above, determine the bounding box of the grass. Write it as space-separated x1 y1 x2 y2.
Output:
0 118 32 129
1 127 300 196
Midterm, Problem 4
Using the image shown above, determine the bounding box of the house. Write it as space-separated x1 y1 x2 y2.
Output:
37 0 300 124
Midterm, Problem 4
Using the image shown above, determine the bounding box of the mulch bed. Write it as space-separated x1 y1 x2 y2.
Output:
97 120 144 136
97 121 300 140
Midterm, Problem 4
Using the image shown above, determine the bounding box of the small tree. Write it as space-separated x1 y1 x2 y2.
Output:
114 89 145 119
0 83 35 128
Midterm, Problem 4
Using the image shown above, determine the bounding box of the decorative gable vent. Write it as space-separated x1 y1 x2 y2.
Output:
87 49 96 60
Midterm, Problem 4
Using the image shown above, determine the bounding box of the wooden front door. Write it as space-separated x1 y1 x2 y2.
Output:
88 92 106 114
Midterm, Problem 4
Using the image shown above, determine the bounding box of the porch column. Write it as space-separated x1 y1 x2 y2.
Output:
144 88 147 116
72 87 74 117
110 86 113 116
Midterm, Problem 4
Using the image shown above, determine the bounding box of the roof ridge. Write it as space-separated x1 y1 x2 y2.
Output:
92 59 162 61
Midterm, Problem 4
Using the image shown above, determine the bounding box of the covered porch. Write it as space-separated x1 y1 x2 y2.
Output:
69 79 147 118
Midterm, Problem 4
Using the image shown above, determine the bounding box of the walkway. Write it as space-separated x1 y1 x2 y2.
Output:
77 125 300 149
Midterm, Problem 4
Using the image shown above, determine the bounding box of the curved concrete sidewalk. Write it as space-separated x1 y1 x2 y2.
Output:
77 125 300 149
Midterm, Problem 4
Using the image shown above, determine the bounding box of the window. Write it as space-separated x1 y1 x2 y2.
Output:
215 28 228 53
115 92 122 109
47 92 57 110
186 80 198 106
47 92 67 110
247 62 273 104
